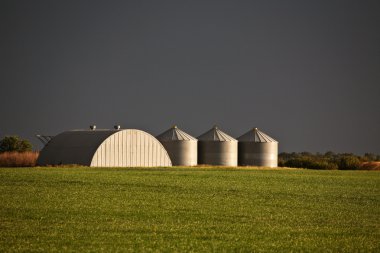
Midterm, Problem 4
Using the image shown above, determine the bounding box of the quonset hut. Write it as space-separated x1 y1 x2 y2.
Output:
37 129 172 167
197 126 238 166
237 128 278 167
156 126 198 166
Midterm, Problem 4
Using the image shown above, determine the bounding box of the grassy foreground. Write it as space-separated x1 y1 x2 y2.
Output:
0 167 379 252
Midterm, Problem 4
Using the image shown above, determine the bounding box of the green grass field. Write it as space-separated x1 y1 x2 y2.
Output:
0 167 379 252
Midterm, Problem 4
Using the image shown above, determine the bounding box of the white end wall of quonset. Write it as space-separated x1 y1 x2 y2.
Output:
90 129 172 167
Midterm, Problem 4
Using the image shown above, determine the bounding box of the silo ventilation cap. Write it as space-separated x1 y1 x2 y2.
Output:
90 125 96 130
114 125 121 130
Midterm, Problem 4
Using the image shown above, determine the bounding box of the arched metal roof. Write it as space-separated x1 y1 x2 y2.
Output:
37 129 172 167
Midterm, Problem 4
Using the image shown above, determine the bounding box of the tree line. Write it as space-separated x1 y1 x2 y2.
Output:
278 151 380 170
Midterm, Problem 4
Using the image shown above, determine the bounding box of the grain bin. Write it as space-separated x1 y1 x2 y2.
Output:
238 128 278 167
197 126 238 166
156 126 198 166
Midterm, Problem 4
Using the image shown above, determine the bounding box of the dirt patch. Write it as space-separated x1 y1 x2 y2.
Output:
360 162 380 170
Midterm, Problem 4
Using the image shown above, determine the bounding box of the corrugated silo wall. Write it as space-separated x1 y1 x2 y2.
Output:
160 141 197 166
238 142 278 167
198 141 237 166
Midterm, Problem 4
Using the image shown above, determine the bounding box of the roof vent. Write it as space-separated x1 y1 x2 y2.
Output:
36 135 54 145
90 125 96 130
114 125 121 130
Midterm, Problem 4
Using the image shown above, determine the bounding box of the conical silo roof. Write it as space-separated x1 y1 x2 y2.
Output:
156 126 197 141
197 126 237 142
237 128 278 142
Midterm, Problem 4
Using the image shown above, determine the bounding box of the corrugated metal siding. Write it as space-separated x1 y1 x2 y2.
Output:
91 129 172 167
156 126 198 166
238 142 278 167
159 141 198 166
37 130 116 166
198 141 238 166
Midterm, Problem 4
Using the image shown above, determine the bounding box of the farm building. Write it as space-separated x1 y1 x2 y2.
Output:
197 126 238 166
156 125 198 166
238 128 278 167
37 129 172 167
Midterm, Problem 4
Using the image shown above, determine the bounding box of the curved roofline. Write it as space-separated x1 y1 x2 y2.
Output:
37 130 118 166
90 129 172 167
37 129 172 167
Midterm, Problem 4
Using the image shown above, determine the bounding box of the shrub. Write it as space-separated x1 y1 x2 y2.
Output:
279 152 379 170
338 156 361 170
363 153 378 162
284 157 338 170
0 152 39 167
0 136 32 153
278 158 286 167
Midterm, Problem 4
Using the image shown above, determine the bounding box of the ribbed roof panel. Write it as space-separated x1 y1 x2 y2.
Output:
156 126 197 141
237 128 278 143
197 126 237 142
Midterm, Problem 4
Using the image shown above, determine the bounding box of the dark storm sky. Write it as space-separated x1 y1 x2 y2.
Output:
1 0 379 154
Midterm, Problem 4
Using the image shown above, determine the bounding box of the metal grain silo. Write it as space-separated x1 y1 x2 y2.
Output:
238 128 278 167
197 126 237 166
156 126 198 166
